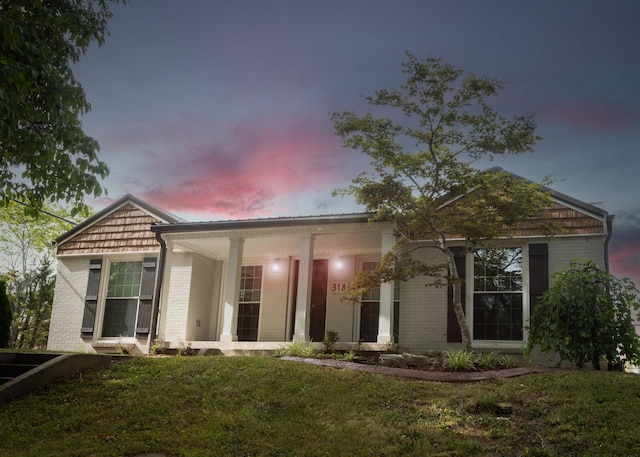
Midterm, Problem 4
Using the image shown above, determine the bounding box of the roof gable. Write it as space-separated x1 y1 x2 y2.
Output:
56 195 182 255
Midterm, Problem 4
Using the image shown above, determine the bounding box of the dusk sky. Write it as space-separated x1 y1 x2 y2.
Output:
74 0 640 286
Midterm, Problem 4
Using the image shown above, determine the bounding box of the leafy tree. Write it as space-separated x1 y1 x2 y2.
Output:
526 260 640 370
0 280 11 348
0 0 124 215
0 200 77 348
332 53 554 350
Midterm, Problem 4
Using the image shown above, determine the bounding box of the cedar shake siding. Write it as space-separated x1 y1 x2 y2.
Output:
56 204 163 255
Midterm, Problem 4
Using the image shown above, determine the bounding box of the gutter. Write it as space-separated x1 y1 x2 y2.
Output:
148 228 167 352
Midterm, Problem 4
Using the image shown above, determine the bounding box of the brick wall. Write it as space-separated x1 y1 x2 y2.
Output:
47 258 94 352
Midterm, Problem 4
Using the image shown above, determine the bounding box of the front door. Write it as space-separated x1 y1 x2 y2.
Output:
290 259 328 341
309 259 328 342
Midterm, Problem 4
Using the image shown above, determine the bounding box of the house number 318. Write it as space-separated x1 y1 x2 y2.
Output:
331 281 349 293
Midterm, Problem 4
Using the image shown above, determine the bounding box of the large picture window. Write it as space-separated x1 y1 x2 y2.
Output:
237 265 262 341
102 261 142 337
472 248 523 341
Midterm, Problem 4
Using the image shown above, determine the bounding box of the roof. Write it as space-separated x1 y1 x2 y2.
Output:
150 213 375 234
54 194 183 246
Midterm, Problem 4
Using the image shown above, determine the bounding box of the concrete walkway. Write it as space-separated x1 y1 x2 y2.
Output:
281 356 560 382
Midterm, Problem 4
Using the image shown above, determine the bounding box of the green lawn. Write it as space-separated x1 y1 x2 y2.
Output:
2 356 639 456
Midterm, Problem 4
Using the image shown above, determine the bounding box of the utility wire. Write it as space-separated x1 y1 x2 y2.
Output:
10 199 77 225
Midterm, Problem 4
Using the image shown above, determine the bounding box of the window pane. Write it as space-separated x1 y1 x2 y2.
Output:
102 298 138 337
473 248 522 292
107 261 142 298
473 293 523 341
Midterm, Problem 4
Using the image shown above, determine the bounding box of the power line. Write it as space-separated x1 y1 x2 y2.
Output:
10 199 77 225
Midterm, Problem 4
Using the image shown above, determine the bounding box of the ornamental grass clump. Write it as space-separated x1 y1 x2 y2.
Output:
275 340 319 358
475 351 500 370
443 348 476 372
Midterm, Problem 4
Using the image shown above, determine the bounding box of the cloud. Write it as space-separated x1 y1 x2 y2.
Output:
102 116 365 219
609 211 640 286
542 101 638 132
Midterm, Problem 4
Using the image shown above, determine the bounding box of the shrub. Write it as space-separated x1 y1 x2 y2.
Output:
526 260 640 370
275 340 319 358
342 350 356 362
475 351 499 370
443 348 475 371
323 330 339 351
498 355 517 369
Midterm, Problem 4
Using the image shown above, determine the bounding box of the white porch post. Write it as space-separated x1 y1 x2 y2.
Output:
293 234 315 341
220 236 244 343
377 229 395 344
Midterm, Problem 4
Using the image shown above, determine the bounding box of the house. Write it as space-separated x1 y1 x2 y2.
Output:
47 181 613 356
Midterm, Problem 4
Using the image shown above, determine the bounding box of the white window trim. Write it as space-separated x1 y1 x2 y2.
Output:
465 243 530 349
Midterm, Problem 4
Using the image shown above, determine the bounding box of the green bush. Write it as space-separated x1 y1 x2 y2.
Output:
275 340 319 358
526 260 640 370
323 330 339 351
475 351 499 370
443 348 475 371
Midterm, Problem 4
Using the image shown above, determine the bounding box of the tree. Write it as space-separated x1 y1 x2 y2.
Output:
0 0 124 216
0 200 77 348
526 260 640 370
332 53 553 350
0 280 11 348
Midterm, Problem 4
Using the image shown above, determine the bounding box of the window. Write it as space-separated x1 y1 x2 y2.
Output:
237 265 262 341
102 261 143 337
359 262 401 343
472 248 523 341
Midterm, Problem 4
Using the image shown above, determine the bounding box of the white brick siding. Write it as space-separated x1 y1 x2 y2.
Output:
47 257 94 352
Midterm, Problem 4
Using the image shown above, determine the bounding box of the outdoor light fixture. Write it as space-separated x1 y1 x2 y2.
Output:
336 256 344 271
271 258 281 273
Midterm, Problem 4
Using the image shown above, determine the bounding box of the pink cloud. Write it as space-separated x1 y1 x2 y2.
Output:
609 218 640 288
543 101 637 131
117 117 363 219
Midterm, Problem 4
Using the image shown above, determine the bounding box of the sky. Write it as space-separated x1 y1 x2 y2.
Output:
73 0 640 286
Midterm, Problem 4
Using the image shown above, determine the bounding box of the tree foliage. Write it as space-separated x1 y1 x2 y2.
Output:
526 260 640 370
0 0 123 215
332 53 553 350
0 200 78 348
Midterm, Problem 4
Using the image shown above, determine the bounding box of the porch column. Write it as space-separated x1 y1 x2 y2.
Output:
220 236 244 343
377 229 395 344
293 234 315 341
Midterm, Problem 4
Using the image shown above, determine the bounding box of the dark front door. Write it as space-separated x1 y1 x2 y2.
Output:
290 259 328 341
309 259 328 342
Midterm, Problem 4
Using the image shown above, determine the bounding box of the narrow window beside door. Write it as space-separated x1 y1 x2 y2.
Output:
237 265 262 342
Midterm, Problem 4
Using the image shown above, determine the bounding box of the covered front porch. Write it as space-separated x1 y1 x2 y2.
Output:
151 215 397 353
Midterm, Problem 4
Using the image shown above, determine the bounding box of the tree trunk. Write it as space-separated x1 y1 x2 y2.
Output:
442 242 472 351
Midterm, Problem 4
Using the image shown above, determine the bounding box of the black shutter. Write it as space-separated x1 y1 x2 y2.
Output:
135 257 157 337
529 243 549 314
81 259 102 338
447 247 466 343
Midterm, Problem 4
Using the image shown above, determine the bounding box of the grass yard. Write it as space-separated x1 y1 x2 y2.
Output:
1 356 640 457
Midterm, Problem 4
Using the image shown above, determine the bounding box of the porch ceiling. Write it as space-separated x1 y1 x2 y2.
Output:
167 230 383 260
